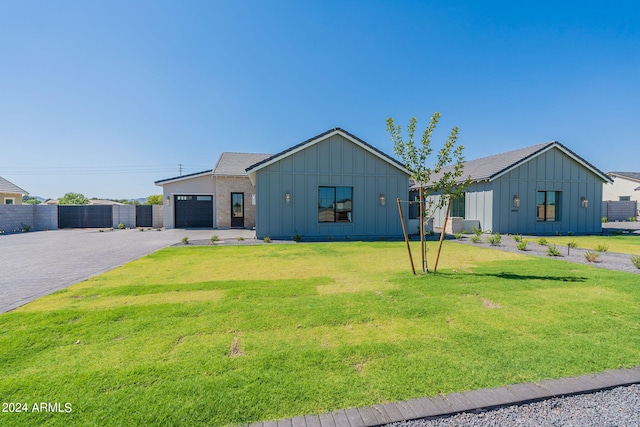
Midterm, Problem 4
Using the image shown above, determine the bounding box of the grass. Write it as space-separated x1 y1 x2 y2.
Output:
544 235 640 255
1 242 640 426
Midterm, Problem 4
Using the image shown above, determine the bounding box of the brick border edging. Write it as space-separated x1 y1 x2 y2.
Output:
247 367 640 427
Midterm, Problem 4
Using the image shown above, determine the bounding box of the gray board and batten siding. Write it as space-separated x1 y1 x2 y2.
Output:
420 142 610 235
247 129 410 240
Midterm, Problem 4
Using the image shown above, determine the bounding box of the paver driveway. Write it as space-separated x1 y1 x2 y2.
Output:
0 228 255 313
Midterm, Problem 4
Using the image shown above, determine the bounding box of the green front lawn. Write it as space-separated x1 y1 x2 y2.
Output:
1 242 639 426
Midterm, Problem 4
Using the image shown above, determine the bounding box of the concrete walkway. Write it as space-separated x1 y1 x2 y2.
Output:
248 367 640 427
0 228 255 313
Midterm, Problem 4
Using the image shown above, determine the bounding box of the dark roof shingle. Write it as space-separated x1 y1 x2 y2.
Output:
412 141 610 189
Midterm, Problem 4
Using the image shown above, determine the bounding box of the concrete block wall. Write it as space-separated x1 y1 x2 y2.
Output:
0 205 164 233
602 201 638 222
32 205 58 230
0 205 58 232
0 205 35 233
112 205 136 229
152 205 164 228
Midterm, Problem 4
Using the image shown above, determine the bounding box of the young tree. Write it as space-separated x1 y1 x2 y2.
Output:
431 130 471 272
388 112 459 273
58 192 89 205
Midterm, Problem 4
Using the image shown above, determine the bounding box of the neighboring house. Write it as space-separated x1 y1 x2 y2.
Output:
246 128 410 240
0 176 28 205
603 172 640 220
603 172 640 203
414 141 611 235
155 152 271 229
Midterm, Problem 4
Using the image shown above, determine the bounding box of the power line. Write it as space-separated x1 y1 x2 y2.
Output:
0 164 212 176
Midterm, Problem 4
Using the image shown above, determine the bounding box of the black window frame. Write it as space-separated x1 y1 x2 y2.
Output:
536 190 561 222
318 186 353 223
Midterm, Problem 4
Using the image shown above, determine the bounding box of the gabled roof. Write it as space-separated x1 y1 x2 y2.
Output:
245 128 410 184
213 152 272 176
154 169 213 186
607 171 640 183
412 141 611 189
0 176 28 195
154 152 273 186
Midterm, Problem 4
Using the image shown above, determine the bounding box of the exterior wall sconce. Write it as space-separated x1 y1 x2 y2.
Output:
251 194 256 205
513 195 520 208
166 196 170 206
379 193 386 206
285 191 291 206
581 197 588 208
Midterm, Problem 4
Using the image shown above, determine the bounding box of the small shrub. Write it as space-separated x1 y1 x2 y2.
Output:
237 237 245 241
454 233 463 240
117 223 125 229
487 233 501 246
594 244 608 252
537 238 548 246
546 245 561 256
512 234 522 242
263 237 272 243
630 255 640 269
99 229 104 232
181 236 189 244
629 217 637 222
567 231 574 236
292 232 303 243
210 235 219 243
602 216 608 223
156 228 162 231
568 241 578 249
138 228 144 232
516 240 528 251
584 251 600 263
472 226 482 236
20 223 32 232
470 235 481 243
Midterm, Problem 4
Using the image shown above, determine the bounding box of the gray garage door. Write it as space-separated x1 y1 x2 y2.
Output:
175 195 213 228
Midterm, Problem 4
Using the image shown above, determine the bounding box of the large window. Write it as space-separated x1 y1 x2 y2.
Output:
537 191 561 221
450 195 466 218
318 186 352 223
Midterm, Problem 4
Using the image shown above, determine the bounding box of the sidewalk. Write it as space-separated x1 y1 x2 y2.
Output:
248 367 640 427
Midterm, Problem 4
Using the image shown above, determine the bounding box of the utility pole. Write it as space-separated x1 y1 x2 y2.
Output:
178 163 183 176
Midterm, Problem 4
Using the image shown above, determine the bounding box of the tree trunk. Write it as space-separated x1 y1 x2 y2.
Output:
433 198 452 273
397 198 416 275
419 187 426 273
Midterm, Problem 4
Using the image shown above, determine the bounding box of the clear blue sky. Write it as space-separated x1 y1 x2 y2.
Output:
1 1 638 200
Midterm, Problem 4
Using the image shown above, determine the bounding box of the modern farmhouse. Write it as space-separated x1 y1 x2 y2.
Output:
415 141 612 235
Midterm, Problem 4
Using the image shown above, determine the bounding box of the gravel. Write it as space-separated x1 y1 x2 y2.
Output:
385 384 640 427
454 234 640 275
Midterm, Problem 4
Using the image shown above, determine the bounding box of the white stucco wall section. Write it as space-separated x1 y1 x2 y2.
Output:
603 176 640 202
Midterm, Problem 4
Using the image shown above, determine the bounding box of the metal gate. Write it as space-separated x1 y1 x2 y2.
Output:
58 205 113 228
136 205 153 227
